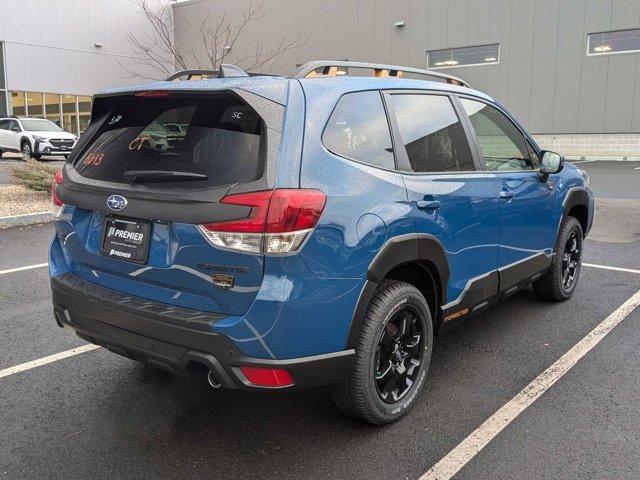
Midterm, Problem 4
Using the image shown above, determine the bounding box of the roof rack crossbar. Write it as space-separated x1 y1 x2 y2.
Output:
292 61 469 87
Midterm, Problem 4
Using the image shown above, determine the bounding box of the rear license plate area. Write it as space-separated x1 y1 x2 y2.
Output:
101 217 151 264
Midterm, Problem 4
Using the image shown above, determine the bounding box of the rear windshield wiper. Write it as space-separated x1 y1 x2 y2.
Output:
123 170 209 183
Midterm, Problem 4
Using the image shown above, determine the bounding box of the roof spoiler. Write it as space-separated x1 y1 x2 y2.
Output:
166 65 285 81
292 60 469 87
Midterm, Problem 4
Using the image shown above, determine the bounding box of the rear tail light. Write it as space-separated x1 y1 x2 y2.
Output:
51 170 64 217
198 189 326 255
239 366 294 388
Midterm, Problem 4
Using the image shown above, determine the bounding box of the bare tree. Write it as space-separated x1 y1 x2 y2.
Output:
119 0 305 80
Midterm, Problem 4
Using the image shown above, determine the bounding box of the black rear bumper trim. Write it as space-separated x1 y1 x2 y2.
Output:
51 273 354 390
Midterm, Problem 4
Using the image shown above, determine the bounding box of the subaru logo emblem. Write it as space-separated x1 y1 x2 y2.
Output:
106 195 127 212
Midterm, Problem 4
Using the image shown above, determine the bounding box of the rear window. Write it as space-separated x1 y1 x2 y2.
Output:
322 91 395 170
74 94 264 188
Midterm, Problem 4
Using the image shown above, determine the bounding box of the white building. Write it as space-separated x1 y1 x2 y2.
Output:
0 0 171 134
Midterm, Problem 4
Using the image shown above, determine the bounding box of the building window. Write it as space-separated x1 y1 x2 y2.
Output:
0 42 6 116
44 93 62 127
26 92 44 117
427 44 500 69
78 96 92 133
10 91 26 116
8 91 92 134
61 94 79 135
0 42 5 91
587 28 640 56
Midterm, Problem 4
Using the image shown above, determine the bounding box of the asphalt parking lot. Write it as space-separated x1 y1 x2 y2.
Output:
1 160 639 479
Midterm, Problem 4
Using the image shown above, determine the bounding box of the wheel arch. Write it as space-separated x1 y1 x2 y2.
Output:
346 233 450 347
19 136 33 150
562 187 591 238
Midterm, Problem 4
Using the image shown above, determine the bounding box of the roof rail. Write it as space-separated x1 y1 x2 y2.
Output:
292 61 469 87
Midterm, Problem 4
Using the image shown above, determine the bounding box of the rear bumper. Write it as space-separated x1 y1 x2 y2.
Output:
51 273 354 390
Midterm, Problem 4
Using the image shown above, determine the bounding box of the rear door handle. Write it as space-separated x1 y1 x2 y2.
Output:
417 200 441 210
499 191 514 201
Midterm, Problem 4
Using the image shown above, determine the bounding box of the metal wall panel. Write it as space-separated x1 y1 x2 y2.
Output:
603 0 640 131
173 0 640 134
506 0 535 123
552 0 585 134
528 0 560 133
578 1 612 133
0 0 172 95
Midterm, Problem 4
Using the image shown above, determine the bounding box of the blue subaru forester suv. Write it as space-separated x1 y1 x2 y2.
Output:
50 61 594 424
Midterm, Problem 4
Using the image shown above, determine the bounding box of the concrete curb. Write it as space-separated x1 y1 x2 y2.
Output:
0 211 54 229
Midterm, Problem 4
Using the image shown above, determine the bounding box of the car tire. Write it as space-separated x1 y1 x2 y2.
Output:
0 149 3 158
32 154 42 160
21 141 32 158
533 216 583 302
331 280 433 425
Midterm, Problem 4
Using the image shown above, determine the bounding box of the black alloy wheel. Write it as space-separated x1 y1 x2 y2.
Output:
331 280 433 425
562 229 581 290
533 216 584 301
374 306 425 403
21 142 32 157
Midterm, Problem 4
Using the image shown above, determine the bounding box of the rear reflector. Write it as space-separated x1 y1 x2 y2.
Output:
198 189 326 255
51 170 64 217
240 366 294 388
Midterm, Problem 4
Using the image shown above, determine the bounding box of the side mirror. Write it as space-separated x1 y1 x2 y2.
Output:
539 150 564 177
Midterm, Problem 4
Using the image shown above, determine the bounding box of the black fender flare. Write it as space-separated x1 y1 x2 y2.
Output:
561 186 593 238
19 136 32 151
345 233 450 348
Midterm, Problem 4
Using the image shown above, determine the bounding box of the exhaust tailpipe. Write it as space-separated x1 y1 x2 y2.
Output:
207 370 221 389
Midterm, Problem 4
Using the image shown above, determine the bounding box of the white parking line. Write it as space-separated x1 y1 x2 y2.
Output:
583 263 640 275
0 344 100 379
1 261 639 278
0 263 48 276
0 261 636 381
420 288 640 480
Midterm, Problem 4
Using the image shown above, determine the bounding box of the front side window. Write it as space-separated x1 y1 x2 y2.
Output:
460 98 537 171
75 94 264 188
389 94 474 172
323 90 395 170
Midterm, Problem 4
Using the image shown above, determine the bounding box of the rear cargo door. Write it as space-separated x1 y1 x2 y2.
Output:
56 90 283 315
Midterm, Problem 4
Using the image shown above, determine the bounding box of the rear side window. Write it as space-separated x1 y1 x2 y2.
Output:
389 94 474 172
460 98 538 171
74 94 264 188
322 91 395 170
